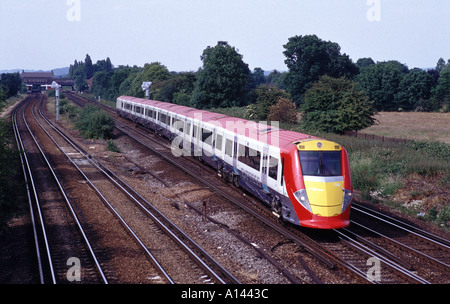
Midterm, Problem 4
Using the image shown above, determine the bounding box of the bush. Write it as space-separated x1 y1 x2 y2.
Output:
301 76 376 134
75 105 115 139
107 139 120 152
268 97 298 123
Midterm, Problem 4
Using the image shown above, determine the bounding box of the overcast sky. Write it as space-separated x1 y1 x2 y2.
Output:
1 0 449 72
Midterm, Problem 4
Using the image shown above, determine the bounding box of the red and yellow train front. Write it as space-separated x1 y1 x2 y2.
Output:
285 139 353 229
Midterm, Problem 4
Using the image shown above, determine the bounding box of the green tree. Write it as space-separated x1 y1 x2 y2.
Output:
92 71 112 98
283 35 359 105
245 85 290 120
249 67 266 89
85 54 94 79
356 58 375 70
125 62 170 98
394 68 434 111
153 72 196 103
192 41 251 109
75 75 87 91
301 76 375 134
436 58 446 74
356 61 409 111
0 73 22 98
266 70 288 90
432 70 450 111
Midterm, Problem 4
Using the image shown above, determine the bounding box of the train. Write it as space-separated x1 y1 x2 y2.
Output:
116 96 353 229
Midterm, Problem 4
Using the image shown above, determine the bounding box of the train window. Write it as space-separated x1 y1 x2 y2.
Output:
216 134 223 151
225 139 233 157
160 113 167 124
268 156 278 180
299 151 341 176
193 125 198 138
185 122 191 135
176 119 183 132
202 128 213 146
238 144 261 171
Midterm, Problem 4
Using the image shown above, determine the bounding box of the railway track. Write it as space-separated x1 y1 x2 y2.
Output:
65 92 450 284
66 92 335 284
12 94 107 284
343 203 450 283
16 94 243 284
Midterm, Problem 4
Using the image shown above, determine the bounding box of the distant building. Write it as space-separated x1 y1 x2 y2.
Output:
21 70 74 91
21 70 55 85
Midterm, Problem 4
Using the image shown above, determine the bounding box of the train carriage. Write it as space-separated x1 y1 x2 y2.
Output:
117 96 353 229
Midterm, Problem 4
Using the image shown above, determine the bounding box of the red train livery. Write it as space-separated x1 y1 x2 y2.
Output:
117 96 353 229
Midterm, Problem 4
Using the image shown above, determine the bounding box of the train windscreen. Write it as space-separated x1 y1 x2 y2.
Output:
299 151 342 176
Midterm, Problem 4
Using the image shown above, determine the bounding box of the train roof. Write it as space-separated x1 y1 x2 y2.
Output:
117 96 321 150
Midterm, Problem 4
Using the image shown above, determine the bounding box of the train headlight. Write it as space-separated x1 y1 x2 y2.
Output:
294 189 312 212
342 190 353 212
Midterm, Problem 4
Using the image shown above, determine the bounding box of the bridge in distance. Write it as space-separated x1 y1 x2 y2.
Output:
21 71 75 92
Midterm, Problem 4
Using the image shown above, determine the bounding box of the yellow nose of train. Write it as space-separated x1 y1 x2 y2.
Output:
297 139 346 217
303 176 344 217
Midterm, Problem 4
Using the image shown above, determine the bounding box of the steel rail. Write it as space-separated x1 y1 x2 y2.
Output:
335 229 431 284
17 96 57 283
38 97 236 284
66 93 378 283
112 120 379 283
28 97 109 284
352 203 450 250
11 97 46 284
350 220 450 270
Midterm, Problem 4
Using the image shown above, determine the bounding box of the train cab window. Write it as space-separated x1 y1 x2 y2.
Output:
299 151 341 176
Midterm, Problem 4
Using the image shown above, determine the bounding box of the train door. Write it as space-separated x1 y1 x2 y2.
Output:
193 121 201 157
261 145 270 193
214 130 224 160
232 135 238 170
223 131 234 169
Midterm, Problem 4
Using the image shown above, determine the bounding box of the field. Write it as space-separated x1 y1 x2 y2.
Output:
362 112 450 143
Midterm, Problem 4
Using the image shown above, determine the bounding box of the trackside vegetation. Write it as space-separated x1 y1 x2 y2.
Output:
75 104 115 140
0 120 24 231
